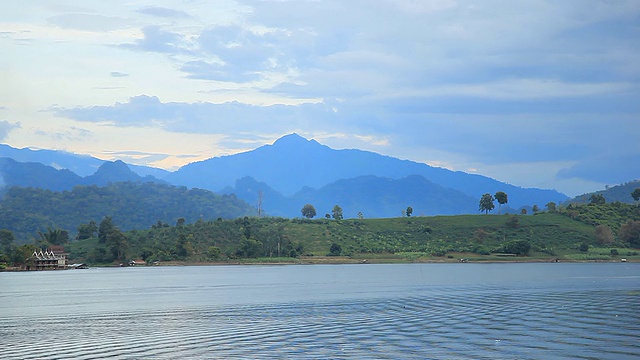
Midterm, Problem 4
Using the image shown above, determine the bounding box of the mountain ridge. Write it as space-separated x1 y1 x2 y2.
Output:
167 133 568 209
1 134 570 217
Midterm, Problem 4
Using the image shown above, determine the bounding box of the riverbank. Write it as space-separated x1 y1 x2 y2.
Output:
125 254 636 267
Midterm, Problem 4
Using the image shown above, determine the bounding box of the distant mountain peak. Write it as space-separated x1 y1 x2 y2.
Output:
85 160 142 186
95 159 130 173
272 133 319 147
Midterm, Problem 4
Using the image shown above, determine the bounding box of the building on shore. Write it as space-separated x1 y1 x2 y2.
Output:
24 246 67 270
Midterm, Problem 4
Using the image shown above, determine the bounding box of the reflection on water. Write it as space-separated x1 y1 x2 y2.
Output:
1 263 639 359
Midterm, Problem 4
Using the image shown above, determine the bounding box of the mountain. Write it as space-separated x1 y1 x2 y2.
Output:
1 134 570 219
0 158 166 191
0 157 83 191
298 175 479 218
168 133 568 209
0 144 102 176
229 175 478 218
0 143 169 178
82 160 166 186
567 180 640 204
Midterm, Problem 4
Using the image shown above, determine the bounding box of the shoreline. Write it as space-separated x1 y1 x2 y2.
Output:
2 256 634 272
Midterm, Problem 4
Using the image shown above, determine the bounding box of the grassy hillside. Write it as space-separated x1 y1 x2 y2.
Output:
285 213 596 256
61 209 640 265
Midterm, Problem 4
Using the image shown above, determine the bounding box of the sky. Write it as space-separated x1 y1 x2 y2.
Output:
1 0 639 197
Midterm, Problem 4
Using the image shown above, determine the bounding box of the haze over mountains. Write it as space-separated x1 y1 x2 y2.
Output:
1 134 573 218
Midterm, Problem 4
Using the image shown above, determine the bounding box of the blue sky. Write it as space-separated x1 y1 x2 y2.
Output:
1 0 639 196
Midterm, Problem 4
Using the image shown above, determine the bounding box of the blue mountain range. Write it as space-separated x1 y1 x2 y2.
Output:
0 134 569 218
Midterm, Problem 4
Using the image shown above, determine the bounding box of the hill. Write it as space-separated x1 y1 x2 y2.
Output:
567 180 640 204
167 133 567 212
62 210 640 265
0 182 256 243
0 158 83 191
0 158 166 191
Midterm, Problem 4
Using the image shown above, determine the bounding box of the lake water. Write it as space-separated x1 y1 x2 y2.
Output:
1 263 639 359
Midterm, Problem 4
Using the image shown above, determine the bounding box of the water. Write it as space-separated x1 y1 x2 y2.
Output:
1 263 639 359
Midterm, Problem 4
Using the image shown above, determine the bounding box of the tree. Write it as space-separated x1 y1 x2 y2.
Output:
37 227 69 245
589 194 606 205
546 202 557 213
329 242 342 256
619 220 640 247
98 216 115 243
532 204 539 214
332 205 343 220
520 208 527 215
106 229 128 262
301 204 316 219
494 191 508 215
357 212 364 219
406 206 413 217
76 221 97 240
505 215 519 228
479 193 495 214
0 229 15 254
632 188 640 202
595 224 614 245
10 244 37 265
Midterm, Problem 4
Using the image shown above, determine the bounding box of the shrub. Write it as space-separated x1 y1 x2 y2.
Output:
328 242 342 256
431 249 446 257
499 240 531 256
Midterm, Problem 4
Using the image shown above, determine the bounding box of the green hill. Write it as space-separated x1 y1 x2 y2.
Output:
568 180 640 204
0 182 257 243
62 206 639 265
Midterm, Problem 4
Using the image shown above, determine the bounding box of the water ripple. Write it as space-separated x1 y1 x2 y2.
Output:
1 286 638 359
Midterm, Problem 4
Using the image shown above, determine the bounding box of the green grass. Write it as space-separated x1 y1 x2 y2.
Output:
62 211 640 264
282 213 598 256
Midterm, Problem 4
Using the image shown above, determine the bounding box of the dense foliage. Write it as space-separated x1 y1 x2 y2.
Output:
562 202 640 232
0 182 256 243
60 211 635 265
66 216 304 264
3 191 640 268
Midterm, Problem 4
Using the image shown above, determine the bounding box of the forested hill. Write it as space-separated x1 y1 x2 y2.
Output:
567 180 640 204
0 182 256 243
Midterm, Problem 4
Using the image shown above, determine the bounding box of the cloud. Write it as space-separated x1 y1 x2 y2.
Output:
33 126 93 142
52 95 341 135
558 153 640 185
0 121 20 141
101 150 171 166
180 60 259 82
110 71 129 77
136 6 192 19
118 25 190 54
6 0 640 195
47 13 131 32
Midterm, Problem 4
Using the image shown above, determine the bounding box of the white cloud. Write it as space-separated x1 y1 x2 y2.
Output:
1 0 639 194
47 13 131 32
0 120 20 141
